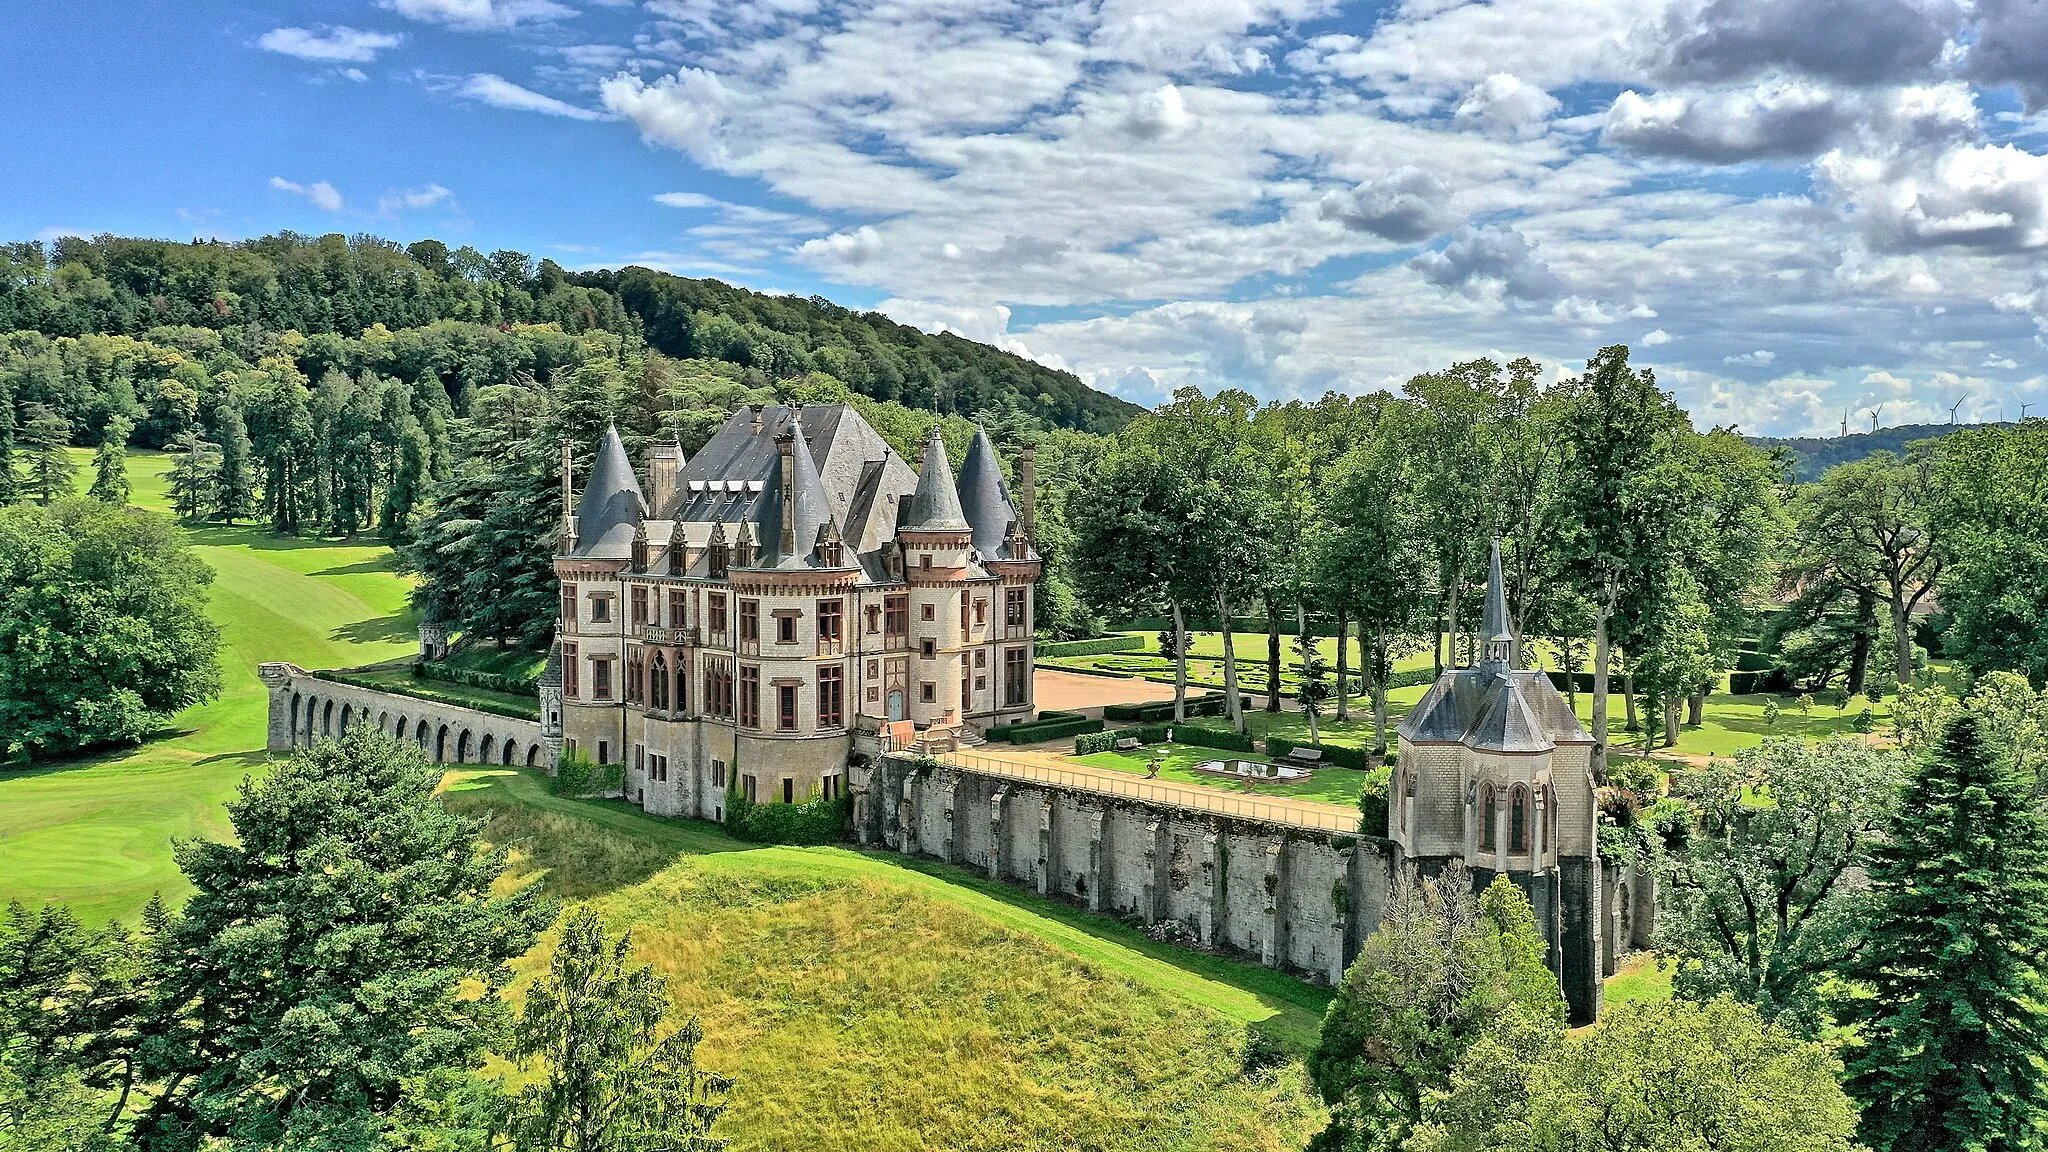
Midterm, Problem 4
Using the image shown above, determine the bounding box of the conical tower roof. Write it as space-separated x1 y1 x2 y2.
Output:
773 411 838 568
571 423 646 559
904 425 969 531
956 424 1019 557
1478 537 1513 673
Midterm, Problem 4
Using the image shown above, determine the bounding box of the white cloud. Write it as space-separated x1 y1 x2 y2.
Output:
268 176 345 212
258 26 403 63
1642 327 1673 345
600 68 732 157
1122 84 1197 140
1411 226 1565 302
378 184 454 213
1724 349 1776 365
1454 74 1561 138
381 0 576 31
458 73 605 119
1318 168 1458 243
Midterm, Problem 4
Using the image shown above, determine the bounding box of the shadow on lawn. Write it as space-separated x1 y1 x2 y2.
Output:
332 613 418 646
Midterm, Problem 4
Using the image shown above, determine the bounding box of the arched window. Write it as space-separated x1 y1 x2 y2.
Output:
1510 785 1529 853
650 651 670 711
1481 785 1498 851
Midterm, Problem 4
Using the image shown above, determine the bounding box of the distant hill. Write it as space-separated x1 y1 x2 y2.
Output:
1748 421 2013 481
0 231 1144 435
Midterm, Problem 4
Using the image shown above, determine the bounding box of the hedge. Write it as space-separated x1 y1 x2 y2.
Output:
1074 724 1173 755
1729 668 1794 695
1733 649 1781 673
988 715 1103 744
1264 735 1371 770
1545 670 1599 693
1101 693 1251 722
417 659 540 697
724 788 851 845
552 751 623 797
1037 635 1146 658
311 670 542 722
1173 724 1256 754
1357 766 1391 836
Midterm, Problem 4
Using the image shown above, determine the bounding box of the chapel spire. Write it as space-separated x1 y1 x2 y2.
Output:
1479 537 1514 673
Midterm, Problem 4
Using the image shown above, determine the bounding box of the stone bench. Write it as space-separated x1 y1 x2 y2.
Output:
1283 746 1323 766
1114 736 1142 752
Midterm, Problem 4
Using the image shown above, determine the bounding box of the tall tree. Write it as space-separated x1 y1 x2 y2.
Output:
210 399 255 525
87 415 131 504
1555 346 1690 781
1658 737 1902 1033
1803 449 1944 684
134 728 555 1149
1401 361 1519 674
1839 712 2048 1152
503 906 731 1152
163 430 219 521
16 402 75 504
0 389 17 506
1929 419 2048 683
1319 417 1427 755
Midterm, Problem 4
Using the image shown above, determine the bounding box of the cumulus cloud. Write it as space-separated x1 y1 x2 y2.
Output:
1969 0 2048 111
797 225 887 267
600 68 731 158
1643 327 1674 344
1318 168 1457 243
258 26 403 63
1604 82 1860 162
458 74 605 119
268 176 345 212
381 0 576 30
1121 84 1197 140
1993 270 2048 333
1410 226 1565 302
1651 0 1962 86
1819 139 2048 252
1453 74 1561 138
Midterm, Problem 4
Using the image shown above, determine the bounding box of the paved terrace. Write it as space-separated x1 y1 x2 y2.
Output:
936 747 1362 834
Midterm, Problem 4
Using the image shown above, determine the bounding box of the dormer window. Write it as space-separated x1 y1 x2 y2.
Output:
710 543 729 578
821 540 844 566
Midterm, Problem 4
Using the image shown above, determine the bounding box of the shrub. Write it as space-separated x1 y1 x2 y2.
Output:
1734 649 1781 673
1852 709 1876 733
1382 748 1398 766
1037 635 1145 658
990 715 1102 744
1357 766 1391 836
417 659 540 697
1263 735 1369 770
1607 756 1662 801
1728 668 1794 695
724 785 850 846
1172 724 1255 753
552 750 624 797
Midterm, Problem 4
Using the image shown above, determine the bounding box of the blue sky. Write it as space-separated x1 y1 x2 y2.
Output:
5 0 2046 435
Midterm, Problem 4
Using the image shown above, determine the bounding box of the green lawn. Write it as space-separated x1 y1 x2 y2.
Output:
0 451 419 922
1604 951 1676 1008
445 768 1329 1151
1073 744 1378 808
438 643 548 680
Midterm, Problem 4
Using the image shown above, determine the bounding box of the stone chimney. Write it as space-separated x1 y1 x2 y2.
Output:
776 424 798 560
644 442 683 519
1019 444 1037 543
559 438 576 554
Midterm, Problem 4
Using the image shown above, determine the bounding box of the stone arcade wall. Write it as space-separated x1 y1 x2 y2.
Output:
856 753 1391 985
259 662 551 768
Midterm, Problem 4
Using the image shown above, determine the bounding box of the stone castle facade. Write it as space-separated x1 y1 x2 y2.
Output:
1391 541 1609 1024
549 404 1041 820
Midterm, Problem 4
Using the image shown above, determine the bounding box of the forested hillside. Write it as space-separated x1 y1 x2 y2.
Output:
0 231 1138 435
1750 421 2007 481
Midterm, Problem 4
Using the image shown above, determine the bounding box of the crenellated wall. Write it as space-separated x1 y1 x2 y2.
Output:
855 752 1391 985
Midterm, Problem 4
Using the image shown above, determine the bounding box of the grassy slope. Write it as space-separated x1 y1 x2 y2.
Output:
446 769 1328 1151
0 451 418 922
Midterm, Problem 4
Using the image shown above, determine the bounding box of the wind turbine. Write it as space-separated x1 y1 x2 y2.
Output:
1869 404 1884 433
2023 401 2037 421
1840 408 1850 438
1949 394 1967 425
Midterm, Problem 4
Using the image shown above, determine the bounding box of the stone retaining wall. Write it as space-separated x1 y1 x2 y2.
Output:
855 752 1391 985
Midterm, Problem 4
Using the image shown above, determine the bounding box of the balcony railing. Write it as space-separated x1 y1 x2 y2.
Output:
639 624 701 647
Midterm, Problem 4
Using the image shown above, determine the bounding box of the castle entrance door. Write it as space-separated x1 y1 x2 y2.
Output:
887 690 905 721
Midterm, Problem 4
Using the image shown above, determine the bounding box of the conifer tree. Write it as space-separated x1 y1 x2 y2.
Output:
212 401 255 525
17 403 76 505
165 430 220 520
0 390 18 506
88 416 131 504
1840 712 2048 1152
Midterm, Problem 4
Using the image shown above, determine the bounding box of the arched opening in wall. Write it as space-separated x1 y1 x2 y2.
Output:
417 723 430 751
479 734 495 764
340 704 355 736
435 725 448 762
378 711 390 733
395 717 408 741
1481 784 1499 852
322 699 334 736
502 740 517 766
1510 785 1529 853
289 694 302 745
526 744 539 767
457 730 472 763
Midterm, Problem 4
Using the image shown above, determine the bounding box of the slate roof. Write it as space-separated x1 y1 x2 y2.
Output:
570 424 647 559
1396 669 1592 753
956 424 1032 560
767 412 836 568
538 639 562 689
905 425 970 531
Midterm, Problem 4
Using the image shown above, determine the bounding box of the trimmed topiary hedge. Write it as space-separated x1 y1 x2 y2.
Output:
988 715 1103 744
1038 635 1146 658
1074 730 1119 755
312 669 541 722
1729 668 1794 695
417 659 540 697
1264 735 1370 770
1733 649 1780 673
1173 724 1256 754
1102 693 1252 722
